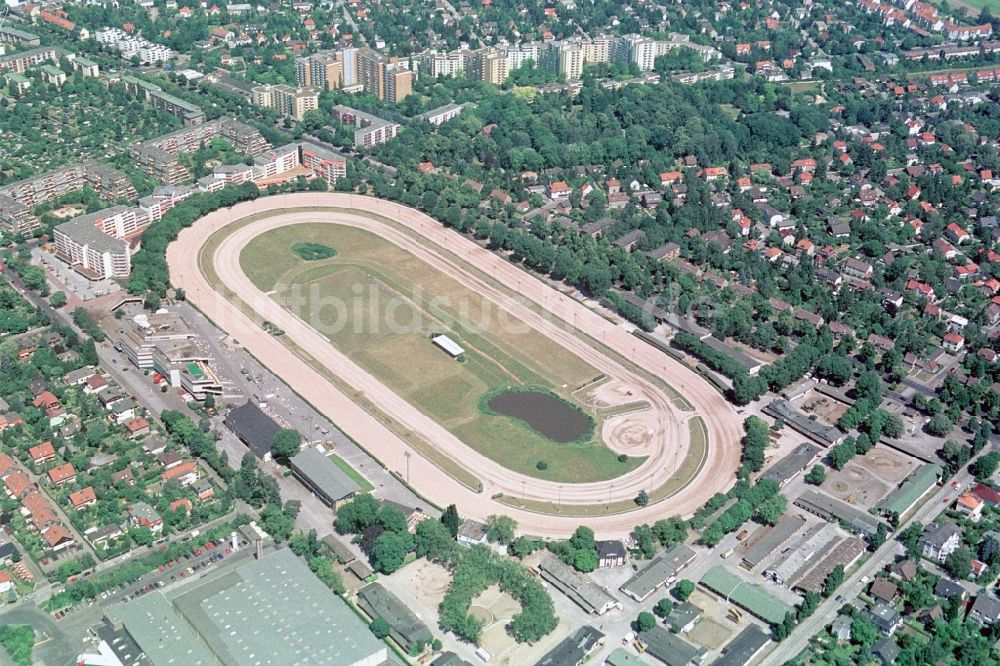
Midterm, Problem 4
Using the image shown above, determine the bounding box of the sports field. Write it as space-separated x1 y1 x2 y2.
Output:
240 223 645 483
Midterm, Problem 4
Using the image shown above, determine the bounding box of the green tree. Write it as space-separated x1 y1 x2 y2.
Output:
271 429 301 460
370 618 391 638
822 565 844 597
371 531 414 574
944 546 972 580
755 494 787 526
441 504 461 537
335 494 380 534
49 291 67 308
798 591 820 619
573 548 598 573
926 413 953 437
635 489 649 506
485 515 517 544
829 441 856 470
414 518 455 560
883 413 905 439
871 523 888 550
636 611 656 632
970 452 1000 481
850 615 878 646
805 465 826 485
654 598 673 618
673 579 695 602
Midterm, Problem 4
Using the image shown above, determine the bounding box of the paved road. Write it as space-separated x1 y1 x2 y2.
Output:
760 462 979 665
168 193 743 537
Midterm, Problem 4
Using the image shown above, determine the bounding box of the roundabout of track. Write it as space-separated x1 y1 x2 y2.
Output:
167 192 742 537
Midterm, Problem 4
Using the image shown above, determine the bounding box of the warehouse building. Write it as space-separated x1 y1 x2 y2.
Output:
713 625 771 666
620 544 696 602
760 443 822 487
795 489 886 540
876 463 943 518
764 400 845 447
289 446 360 508
106 548 387 665
792 537 866 594
536 626 605 666
357 583 433 654
538 553 621 615
765 523 840 585
225 401 281 460
741 514 807 570
699 566 794 625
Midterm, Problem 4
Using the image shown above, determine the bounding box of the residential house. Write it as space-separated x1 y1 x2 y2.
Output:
919 522 961 562
28 441 55 465
597 540 627 568
128 502 163 533
69 487 97 510
47 463 76 486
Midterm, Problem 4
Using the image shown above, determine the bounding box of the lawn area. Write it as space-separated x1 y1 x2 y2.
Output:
239 222 643 483
328 452 375 492
0 625 34 666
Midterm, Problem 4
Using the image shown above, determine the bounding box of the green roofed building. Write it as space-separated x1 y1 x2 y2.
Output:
876 463 943 518
357 582 433 653
699 565 794 625
106 548 387 665
604 648 646 666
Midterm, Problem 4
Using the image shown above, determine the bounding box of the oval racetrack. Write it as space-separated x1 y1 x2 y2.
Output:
167 193 742 537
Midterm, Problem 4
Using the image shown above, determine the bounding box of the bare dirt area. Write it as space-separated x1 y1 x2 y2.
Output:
472 585 569 665
798 394 849 424
686 589 756 650
602 411 661 457
394 559 452 618
689 618 732 650
823 447 917 508
168 193 744 537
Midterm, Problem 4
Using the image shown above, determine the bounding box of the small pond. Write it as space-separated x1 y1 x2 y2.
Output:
487 390 592 443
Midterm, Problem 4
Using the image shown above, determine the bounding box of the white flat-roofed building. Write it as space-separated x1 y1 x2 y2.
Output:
432 334 465 358
54 217 132 280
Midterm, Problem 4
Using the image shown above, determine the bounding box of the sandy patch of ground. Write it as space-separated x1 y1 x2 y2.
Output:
689 618 732 650
863 447 919 485
824 447 916 508
583 377 645 409
603 411 659 457
393 559 451 619
50 205 85 220
799 395 849 425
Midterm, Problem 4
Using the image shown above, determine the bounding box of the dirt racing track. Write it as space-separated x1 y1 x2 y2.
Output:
168 193 742 537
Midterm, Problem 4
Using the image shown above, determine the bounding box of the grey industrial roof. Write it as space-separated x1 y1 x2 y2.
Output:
760 443 822 486
765 523 840 585
620 544 696 601
356 582 433 649
166 547 386 665
742 514 807 569
290 447 360 502
538 553 618 615
764 400 843 446
795 489 885 538
536 625 605 666
224 401 281 458
106 592 216 665
638 625 705 666
713 624 771 666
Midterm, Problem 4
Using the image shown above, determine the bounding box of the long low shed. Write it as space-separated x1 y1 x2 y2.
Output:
699 565 795 625
795 489 886 539
620 544 696 602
